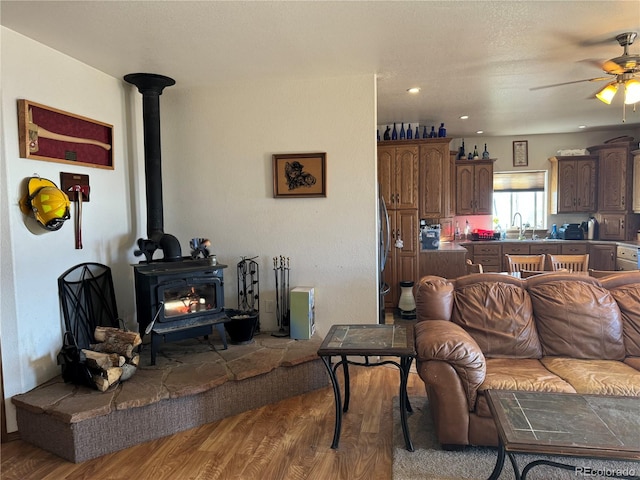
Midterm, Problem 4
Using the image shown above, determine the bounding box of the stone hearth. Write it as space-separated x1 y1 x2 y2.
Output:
12 331 327 463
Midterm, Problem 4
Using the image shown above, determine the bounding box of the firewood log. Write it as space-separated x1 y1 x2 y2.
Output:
92 375 109 392
128 353 140 367
89 341 134 359
94 326 142 347
82 349 122 369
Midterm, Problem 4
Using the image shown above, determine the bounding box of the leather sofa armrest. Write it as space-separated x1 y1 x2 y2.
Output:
415 320 486 408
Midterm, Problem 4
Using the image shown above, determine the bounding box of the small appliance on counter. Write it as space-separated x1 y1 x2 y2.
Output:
558 223 584 240
420 224 440 249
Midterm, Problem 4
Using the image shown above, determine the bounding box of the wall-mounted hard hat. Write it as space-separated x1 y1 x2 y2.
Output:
20 176 71 231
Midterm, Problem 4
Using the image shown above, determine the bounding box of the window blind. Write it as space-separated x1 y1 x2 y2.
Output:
493 171 545 192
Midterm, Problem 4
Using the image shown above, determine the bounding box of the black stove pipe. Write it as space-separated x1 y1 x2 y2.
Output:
125 73 182 261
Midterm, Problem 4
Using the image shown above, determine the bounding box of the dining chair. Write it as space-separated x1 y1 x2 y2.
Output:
504 254 546 273
547 254 590 273
466 259 484 274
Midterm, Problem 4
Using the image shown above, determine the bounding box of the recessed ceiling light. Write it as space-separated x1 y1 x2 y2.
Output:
578 125 587 129
476 130 484 134
460 115 469 120
407 87 421 94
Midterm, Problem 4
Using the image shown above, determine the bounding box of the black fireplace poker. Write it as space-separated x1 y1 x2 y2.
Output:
124 73 182 263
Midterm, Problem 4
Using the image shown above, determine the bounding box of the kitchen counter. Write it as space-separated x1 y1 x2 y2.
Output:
419 242 469 253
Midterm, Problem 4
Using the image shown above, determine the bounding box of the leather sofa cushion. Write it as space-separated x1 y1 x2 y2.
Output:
475 358 576 417
415 320 485 408
415 276 454 321
541 357 640 396
451 282 542 359
528 280 625 360
625 357 640 371
607 282 640 357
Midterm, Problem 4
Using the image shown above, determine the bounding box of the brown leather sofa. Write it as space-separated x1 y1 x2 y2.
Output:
413 271 640 448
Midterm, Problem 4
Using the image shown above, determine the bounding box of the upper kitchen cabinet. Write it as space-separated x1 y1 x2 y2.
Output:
455 159 494 215
588 138 640 241
634 149 640 213
589 140 634 212
417 138 453 218
548 156 597 214
378 143 418 210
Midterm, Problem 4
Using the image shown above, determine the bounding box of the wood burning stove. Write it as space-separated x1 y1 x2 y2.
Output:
134 258 228 365
125 72 230 364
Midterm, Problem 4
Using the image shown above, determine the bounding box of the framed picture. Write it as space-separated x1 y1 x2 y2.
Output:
512 140 528 167
18 99 113 169
273 153 326 198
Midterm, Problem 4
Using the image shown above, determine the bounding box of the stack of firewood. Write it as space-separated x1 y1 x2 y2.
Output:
81 326 141 392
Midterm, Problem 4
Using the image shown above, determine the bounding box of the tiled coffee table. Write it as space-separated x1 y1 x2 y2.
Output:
317 324 415 451
486 390 640 480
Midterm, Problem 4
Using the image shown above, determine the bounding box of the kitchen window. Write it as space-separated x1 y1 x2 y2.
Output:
493 171 547 230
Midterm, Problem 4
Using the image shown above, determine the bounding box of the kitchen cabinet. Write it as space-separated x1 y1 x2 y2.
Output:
588 243 615 270
590 143 631 212
548 156 597 214
468 243 501 272
383 209 419 308
634 150 640 214
617 245 639 271
418 139 453 218
455 160 494 215
378 139 453 308
378 144 418 210
588 139 640 241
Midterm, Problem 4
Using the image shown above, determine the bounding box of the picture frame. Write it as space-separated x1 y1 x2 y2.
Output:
18 99 113 169
273 153 326 198
512 140 528 167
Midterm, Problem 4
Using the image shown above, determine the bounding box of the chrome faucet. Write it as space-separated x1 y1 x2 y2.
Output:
512 212 525 240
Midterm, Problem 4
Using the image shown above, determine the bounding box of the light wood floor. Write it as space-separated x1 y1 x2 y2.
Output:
1 365 425 480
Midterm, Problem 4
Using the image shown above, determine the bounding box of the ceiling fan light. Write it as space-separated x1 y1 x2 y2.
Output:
623 78 640 104
596 82 618 104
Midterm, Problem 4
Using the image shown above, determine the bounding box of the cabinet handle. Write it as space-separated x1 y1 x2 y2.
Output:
622 195 625 206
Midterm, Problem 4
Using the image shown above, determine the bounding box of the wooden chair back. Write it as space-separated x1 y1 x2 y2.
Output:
547 254 589 273
466 259 484 274
505 254 546 273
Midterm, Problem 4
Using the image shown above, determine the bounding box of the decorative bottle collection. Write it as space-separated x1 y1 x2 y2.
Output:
379 122 448 141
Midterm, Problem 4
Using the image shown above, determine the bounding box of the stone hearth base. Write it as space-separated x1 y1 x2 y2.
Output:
12 332 327 463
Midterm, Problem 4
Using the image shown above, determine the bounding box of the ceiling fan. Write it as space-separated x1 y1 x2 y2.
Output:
531 32 640 106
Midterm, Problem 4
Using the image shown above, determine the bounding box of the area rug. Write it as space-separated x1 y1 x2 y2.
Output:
392 397 639 480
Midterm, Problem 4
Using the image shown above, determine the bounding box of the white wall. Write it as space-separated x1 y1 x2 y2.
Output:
1 27 379 433
157 75 379 334
1 28 138 432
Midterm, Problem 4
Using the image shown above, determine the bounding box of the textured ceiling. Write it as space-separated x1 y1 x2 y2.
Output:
2 1 640 137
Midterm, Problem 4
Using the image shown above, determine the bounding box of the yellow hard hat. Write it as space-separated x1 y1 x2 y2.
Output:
20 177 71 231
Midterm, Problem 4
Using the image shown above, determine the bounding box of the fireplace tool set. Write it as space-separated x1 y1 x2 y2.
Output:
224 256 261 344
272 256 291 337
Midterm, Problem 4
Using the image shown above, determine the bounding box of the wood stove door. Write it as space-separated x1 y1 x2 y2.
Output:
156 276 222 324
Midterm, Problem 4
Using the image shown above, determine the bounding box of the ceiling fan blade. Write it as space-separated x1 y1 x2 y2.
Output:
602 60 625 74
529 77 610 91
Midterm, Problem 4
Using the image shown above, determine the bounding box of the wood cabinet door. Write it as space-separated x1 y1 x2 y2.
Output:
418 142 447 218
474 163 493 214
377 146 394 208
456 164 474 215
598 147 628 212
384 209 419 307
634 155 640 213
599 213 626 240
557 160 577 213
395 146 419 210
589 244 616 270
575 159 597 212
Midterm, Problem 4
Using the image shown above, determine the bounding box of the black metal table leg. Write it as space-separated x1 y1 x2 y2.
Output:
488 440 507 480
321 355 343 449
341 355 350 412
399 355 414 451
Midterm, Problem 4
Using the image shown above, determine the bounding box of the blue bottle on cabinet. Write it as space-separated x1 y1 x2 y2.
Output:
422 126 428 138
414 126 419 139
400 123 405 139
438 123 446 137
430 126 436 138
407 124 412 139
392 123 398 140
